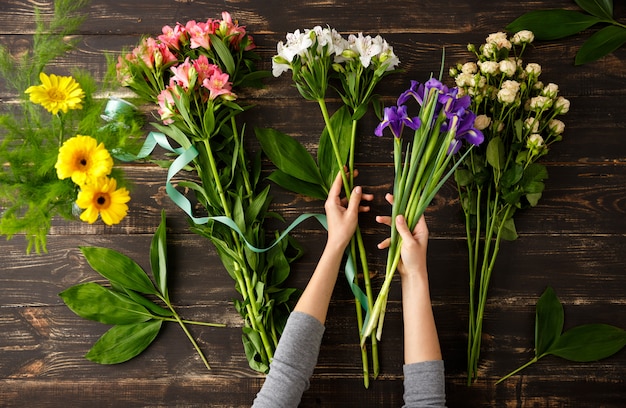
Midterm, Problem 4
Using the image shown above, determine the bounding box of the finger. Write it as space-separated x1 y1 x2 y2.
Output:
376 215 392 226
377 237 391 249
412 215 429 241
329 170 345 198
346 185 363 214
385 193 394 205
360 192 374 202
395 214 414 242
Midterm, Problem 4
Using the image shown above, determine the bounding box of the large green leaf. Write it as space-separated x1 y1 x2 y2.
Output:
255 127 324 185
60 283 151 324
80 246 157 295
267 170 327 200
85 320 163 364
150 210 169 300
535 286 564 356
549 324 626 361
576 25 626 65
506 10 601 40
486 137 505 171
574 0 613 20
317 105 353 189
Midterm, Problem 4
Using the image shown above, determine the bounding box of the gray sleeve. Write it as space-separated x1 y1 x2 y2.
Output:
402 360 446 408
252 311 325 408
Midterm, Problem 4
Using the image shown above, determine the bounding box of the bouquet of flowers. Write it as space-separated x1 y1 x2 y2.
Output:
256 26 400 386
449 30 570 384
363 75 483 342
0 0 142 253
116 12 301 373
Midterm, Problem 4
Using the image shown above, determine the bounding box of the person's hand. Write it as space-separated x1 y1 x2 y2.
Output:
376 193 429 279
325 169 373 249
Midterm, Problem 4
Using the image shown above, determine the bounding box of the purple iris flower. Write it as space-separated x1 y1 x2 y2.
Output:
448 109 484 154
375 104 421 138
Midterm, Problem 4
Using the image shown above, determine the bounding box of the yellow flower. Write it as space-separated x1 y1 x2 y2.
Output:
76 177 130 225
25 72 85 115
55 135 114 186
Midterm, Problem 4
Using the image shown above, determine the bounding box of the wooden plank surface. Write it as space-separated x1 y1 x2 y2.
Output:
1 0 625 407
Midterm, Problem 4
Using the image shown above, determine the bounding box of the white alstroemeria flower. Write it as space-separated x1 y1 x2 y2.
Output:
281 29 313 62
555 96 570 114
378 37 400 71
352 33 382 68
548 119 565 135
499 59 517 77
512 30 534 45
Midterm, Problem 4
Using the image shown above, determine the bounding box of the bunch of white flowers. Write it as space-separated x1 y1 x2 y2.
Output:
450 30 569 150
272 26 399 85
449 30 571 386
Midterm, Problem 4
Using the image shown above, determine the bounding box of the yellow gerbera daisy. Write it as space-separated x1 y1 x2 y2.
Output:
76 177 131 225
25 72 85 115
55 135 114 186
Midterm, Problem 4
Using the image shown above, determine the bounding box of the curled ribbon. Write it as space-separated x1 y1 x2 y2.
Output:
115 124 369 312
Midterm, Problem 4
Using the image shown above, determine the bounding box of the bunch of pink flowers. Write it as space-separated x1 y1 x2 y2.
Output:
116 12 259 111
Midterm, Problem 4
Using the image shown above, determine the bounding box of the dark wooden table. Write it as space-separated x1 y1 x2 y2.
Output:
1 1 625 407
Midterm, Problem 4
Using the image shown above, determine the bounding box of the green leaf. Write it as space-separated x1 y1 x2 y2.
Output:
80 246 157 295
255 127 324 185
317 106 353 189
150 210 169 299
535 286 564 356
121 288 174 317
506 10 601 40
526 192 543 207
501 164 524 188
576 25 626 65
266 170 327 200
242 327 269 373
245 185 271 225
208 34 236 76
574 0 613 20
59 283 151 324
454 168 473 187
486 137 505 171
85 320 162 364
549 324 626 362
500 217 518 241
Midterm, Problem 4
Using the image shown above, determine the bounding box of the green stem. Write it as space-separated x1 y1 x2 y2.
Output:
495 356 539 384
160 295 212 370
160 318 226 327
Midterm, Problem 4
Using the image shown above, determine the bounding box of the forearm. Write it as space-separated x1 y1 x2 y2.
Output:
401 273 442 364
293 243 345 324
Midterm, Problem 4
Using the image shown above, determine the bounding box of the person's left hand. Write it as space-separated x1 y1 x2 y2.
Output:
325 169 373 249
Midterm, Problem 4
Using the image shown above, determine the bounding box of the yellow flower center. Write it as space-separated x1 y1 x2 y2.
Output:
47 88 67 102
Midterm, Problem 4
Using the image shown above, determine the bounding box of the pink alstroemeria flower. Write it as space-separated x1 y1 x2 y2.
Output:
157 86 178 124
170 58 196 90
193 55 218 84
202 71 235 100
158 24 184 50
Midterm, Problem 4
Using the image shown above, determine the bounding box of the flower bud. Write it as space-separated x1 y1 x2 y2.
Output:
474 114 491 130
548 119 565 135
512 30 534 45
555 96 570 114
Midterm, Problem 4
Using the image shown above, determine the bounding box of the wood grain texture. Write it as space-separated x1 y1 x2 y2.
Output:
1 0 625 407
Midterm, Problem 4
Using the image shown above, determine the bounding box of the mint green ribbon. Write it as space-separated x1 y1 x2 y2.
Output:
117 129 368 312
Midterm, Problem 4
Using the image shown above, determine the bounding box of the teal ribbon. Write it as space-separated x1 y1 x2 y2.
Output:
117 130 369 312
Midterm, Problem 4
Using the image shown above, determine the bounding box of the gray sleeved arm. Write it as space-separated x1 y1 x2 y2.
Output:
252 311 325 408
401 360 446 408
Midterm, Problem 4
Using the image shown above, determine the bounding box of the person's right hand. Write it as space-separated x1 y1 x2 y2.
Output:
376 193 429 279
